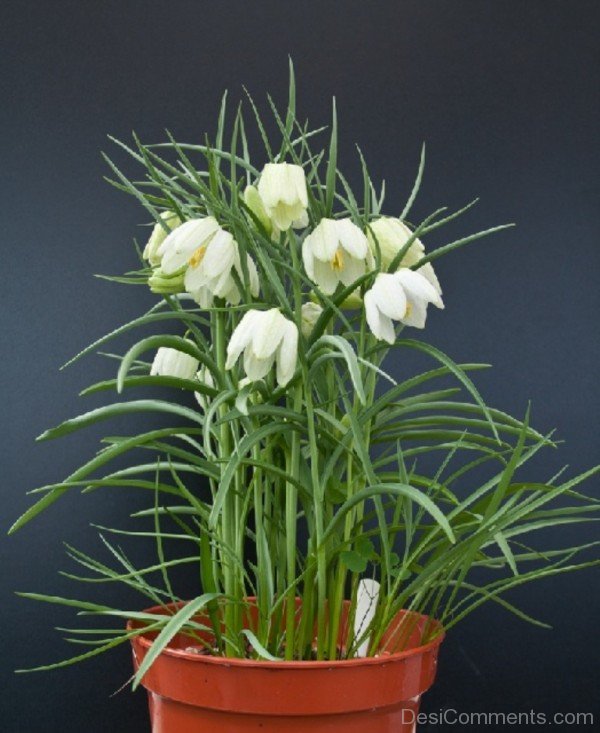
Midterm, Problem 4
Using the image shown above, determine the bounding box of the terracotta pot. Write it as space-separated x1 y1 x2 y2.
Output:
129 600 444 732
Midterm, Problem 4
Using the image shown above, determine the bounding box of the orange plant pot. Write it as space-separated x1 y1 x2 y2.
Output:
129 600 444 733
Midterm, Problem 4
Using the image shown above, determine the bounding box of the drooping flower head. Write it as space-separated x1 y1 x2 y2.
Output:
300 302 323 338
257 163 308 231
157 217 259 307
368 217 441 295
150 346 200 380
365 270 444 343
302 218 372 295
225 308 299 386
142 210 182 267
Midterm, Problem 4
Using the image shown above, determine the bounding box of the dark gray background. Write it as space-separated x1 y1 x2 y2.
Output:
1 1 598 731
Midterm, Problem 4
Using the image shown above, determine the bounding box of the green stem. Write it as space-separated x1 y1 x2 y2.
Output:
214 307 237 656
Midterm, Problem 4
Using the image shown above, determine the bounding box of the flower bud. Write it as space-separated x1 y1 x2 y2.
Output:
243 185 273 236
148 266 185 295
300 302 323 338
143 211 181 267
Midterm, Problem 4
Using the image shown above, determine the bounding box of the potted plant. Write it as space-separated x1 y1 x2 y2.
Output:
11 66 599 732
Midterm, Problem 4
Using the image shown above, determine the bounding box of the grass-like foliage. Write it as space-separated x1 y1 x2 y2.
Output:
11 62 599 684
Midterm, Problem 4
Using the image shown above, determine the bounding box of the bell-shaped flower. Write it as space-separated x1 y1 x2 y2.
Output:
157 217 220 274
302 218 372 295
364 270 444 343
300 302 323 338
150 346 199 380
157 216 259 307
257 163 308 231
368 217 441 295
143 211 182 267
183 228 260 308
225 308 298 386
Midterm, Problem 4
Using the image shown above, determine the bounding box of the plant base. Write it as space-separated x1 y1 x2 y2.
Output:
129 601 444 733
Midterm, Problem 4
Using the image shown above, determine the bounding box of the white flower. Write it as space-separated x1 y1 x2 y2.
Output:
184 228 260 308
157 217 220 273
257 163 308 231
368 217 441 295
150 346 199 380
302 218 372 295
364 270 444 343
225 309 299 386
300 302 323 338
143 211 181 267
157 216 259 307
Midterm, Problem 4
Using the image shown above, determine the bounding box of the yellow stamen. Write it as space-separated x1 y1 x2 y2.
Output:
188 244 207 269
331 247 344 272
405 302 412 318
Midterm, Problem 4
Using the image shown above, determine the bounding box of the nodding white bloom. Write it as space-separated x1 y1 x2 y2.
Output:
157 216 259 307
183 228 260 308
226 308 299 386
365 270 444 343
302 218 372 295
257 163 308 231
368 217 441 295
150 346 199 380
300 302 323 338
143 211 182 267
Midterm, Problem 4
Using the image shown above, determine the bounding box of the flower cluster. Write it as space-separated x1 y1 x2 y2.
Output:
143 163 443 387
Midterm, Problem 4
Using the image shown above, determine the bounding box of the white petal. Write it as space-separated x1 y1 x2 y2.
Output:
270 201 305 231
418 262 443 297
226 310 262 369
184 264 204 292
201 230 237 278
371 273 408 320
257 164 284 208
364 290 396 344
338 253 367 287
244 350 275 382
395 268 442 307
338 218 368 259
150 349 165 376
251 309 285 360
150 346 199 379
304 219 339 262
189 285 214 309
276 320 299 386
159 218 219 274
302 240 316 280
246 255 260 298
292 210 309 229
312 258 340 295
401 296 428 328
289 164 308 207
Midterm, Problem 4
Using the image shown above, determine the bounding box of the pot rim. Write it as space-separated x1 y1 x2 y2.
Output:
128 600 445 670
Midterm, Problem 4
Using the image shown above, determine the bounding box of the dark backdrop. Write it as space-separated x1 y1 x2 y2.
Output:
1 2 598 731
